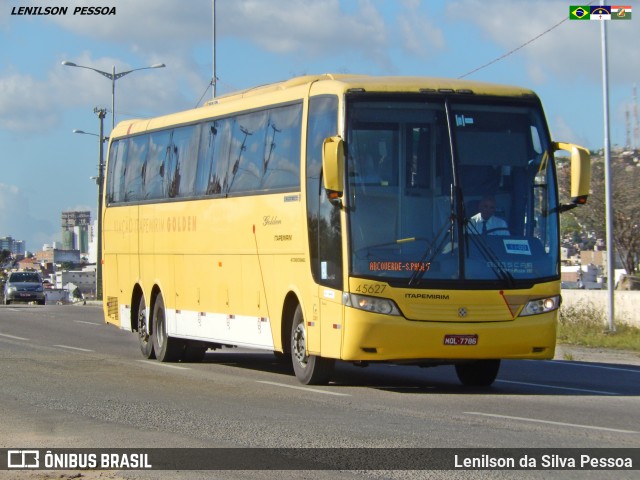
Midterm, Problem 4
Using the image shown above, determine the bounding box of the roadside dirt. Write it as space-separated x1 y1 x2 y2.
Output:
554 344 640 366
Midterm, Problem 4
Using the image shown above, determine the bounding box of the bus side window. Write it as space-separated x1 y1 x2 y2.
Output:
261 103 302 190
145 130 172 200
195 121 219 195
227 110 269 194
174 124 201 198
106 139 127 204
306 95 341 289
123 135 149 202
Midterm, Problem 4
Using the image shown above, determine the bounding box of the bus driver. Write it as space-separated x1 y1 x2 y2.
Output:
468 195 509 235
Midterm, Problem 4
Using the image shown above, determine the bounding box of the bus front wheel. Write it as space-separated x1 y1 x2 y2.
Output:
455 360 500 387
290 305 334 385
152 293 183 362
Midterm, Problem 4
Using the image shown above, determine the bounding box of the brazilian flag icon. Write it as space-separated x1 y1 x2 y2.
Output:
570 5 590 20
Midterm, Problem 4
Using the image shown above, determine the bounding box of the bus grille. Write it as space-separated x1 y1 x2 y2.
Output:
404 303 513 322
106 296 119 322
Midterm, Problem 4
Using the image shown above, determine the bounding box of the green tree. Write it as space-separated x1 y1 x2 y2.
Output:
0 249 11 264
61 261 75 271
559 155 640 275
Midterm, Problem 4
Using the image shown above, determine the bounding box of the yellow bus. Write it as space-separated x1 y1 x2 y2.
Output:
102 74 590 386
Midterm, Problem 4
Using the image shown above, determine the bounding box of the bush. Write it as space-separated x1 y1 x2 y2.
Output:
558 303 640 351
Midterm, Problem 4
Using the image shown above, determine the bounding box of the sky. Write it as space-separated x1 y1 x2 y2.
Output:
0 0 638 252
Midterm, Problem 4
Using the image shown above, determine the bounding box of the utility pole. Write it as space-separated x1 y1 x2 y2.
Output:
95 107 107 301
600 2 615 331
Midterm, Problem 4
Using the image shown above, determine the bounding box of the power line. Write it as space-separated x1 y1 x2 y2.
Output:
195 79 215 108
458 2 596 79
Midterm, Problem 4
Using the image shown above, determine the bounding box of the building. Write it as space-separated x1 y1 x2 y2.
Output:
55 268 96 297
61 211 91 252
36 248 81 266
562 248 627 289
87 219 98 264
0 236 26 255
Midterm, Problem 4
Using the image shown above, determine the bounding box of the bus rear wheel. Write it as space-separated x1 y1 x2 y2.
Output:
455 360 501 387
136 294 155 359
290 305 334 385
152 293 183 362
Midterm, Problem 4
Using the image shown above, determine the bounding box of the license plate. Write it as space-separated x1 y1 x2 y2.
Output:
444 334 478 346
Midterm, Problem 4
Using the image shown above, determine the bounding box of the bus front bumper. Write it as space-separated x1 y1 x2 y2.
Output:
339 309 557 362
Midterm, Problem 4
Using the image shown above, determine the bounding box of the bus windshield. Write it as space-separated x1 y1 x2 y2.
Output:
346 96 558 287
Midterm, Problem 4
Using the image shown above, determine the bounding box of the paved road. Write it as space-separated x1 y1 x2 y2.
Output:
1 304 639 480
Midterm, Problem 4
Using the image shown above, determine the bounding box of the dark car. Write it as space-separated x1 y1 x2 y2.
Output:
3 271 45 305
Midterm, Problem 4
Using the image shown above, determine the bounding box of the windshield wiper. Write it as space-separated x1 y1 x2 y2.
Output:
464 221 515 287
408 216 456 287
409 184 460 287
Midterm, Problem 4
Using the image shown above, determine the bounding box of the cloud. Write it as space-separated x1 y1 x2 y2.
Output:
0 49 193 134
1 0 408 133
0 70 59 131
0 183 57 252
43 0 392 66
447 0 640 86
551 115 583 148
396 3 445 58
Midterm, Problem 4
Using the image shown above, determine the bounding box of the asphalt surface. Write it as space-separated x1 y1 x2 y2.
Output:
1 304 639 480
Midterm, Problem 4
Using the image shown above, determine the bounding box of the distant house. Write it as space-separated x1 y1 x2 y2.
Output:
16 257 41 272
55 269 96 297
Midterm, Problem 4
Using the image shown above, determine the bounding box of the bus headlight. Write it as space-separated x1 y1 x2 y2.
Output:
520 295 561 316
344 293 401 316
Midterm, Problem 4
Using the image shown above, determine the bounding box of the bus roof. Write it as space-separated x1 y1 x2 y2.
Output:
204 73 536 105
111 74 537 138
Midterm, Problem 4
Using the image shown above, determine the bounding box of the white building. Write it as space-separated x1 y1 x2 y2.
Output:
55 268 96 297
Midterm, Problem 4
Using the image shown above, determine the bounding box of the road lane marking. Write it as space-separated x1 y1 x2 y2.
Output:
542 360 640 374
75 320 102 326
0 333 29 341
54 345 94 352
136 360 190 370
466 412 638 434
256 380 351 397
497 379 620 396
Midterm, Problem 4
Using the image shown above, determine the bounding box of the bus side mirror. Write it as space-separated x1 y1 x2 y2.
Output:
554 141 591 212
322 136 344 203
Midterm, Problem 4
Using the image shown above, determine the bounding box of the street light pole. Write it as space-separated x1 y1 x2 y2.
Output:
73 112 107 300
64 59 164 299
95 108 106 301
600 3 615 332
62 61 165 130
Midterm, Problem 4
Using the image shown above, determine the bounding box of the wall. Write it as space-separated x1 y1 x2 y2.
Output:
561 289 639 328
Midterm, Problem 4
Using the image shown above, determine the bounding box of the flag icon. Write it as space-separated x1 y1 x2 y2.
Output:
570 6 590 20
611 5 632 19
590 5 612 20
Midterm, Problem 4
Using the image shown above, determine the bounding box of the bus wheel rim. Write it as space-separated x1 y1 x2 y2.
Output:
138 309 149 343
293 322 307 367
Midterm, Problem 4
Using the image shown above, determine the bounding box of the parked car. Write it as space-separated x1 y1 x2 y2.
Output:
3 271 45 305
